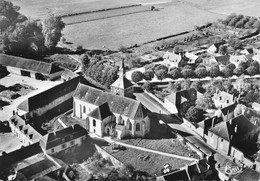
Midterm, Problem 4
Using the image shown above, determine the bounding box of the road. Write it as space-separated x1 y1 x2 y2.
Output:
135 92 215 156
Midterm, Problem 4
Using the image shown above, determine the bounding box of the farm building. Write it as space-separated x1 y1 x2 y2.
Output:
0 54 63 80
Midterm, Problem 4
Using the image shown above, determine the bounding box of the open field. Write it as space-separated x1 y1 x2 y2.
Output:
103 145 192 176
62 2 223 50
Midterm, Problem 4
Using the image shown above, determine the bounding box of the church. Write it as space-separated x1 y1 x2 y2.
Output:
73 60 150 139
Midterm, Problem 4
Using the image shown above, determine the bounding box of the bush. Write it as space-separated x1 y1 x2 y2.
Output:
185 106 203 123
131 71 144 83
181 69 194 79
156 69 168 80
222 67 233 78
169 69 181 79
195 68 208 78
247 66 258 76
143 70 154 81
233 67 245 76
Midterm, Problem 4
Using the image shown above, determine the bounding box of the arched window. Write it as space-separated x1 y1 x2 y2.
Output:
93 119 96 127
128 122 132 131
136 123 140 131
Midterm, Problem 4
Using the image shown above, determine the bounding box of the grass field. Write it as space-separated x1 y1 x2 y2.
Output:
103 145 192 176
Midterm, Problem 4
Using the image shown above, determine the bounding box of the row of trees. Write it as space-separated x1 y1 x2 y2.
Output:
81 54 119 88
131 60 260 83
221 13 260 29
0 0 65 57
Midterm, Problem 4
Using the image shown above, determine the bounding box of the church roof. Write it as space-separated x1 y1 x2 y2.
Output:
111 76 133 89
88 102 113 120
74 83 146 119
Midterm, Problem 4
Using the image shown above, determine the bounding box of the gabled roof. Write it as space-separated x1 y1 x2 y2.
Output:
208 41 225 51
197 116 222 130
241 48 254 55
0 54 55 75
61 69 79 80
40 124 87 150
221 103 237 116
111 76 133 89
229 55 247 65
163 51 182 62
88 102 113 120
209 121 230 141
165 88 197 106
212 91 235 104
0 142 43 170
74 83 146 119
9 114 42 142
233 167 260 181
185 52 199 63
17 99 29 112
214 55 230 65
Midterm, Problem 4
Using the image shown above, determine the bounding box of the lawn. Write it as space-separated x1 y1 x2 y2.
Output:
120 138 198 158
103 145 192 176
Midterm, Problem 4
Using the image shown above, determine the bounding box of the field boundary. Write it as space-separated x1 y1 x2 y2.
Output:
65 8 151 25
61 4 142 18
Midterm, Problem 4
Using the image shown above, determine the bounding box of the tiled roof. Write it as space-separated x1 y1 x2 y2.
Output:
74 83 146 119
9 114 42 142
209 121 230 141
0 54 54 75
111 76 133 89
61 69 79 80
40 124 87 150
88 102 113 120
233 167 260 181
0 142 43 170
221 103 237 116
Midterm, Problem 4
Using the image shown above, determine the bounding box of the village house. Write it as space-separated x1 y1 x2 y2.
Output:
61 69 79 82
207 42 225 54
240 48 254 55
0 142 61 180
73 61 150 139
40 124 87 155
212 91 236 109
0 54 64 80
207 115 258 164
252 54 260 64
164 88 197 115
229 55 248 68
210 55 230 70
163 51 182 68
185 52 200 64
220 103 237 122
9 114 42 146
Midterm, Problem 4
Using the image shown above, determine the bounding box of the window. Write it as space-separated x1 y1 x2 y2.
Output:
51 148 55 153
93 119 96 127
226 100 229 104
219 96 222 100
136 123 140 131
70 140 75 146
128 122 132 131
62 144 67 149
83 106 86 113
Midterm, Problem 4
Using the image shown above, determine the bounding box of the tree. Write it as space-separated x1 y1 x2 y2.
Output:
80 53 90 72
174 46 181 54
219 45 227 55
169 69 181 79
0 15 10 31
185 106 203 122
42 13 65 49
233 66 245 76
227 46 235 55
247 66 258 76
156 69 167 80
195 68 208 78
142 82 153 92
131 71 143 83
181 69 194 79
222 67 233 78
191 81 204 92
196 96 215 110
209 66 220 77
154 64 168 73
250 61 260 70
143 70 154 81
226 63 236 71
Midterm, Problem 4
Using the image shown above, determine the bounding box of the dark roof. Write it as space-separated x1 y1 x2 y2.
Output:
221 103 237 115
0 54 56 75
215 55 230 65
161 169 189 181
0 142 43 170
61 69 79 80
88 102 113 120
40 124 87 150
233 168 260 181
111 76 133 89
209 115 258 143
74 83 146 119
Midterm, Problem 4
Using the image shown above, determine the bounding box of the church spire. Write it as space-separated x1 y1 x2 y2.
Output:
119 58 126 77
